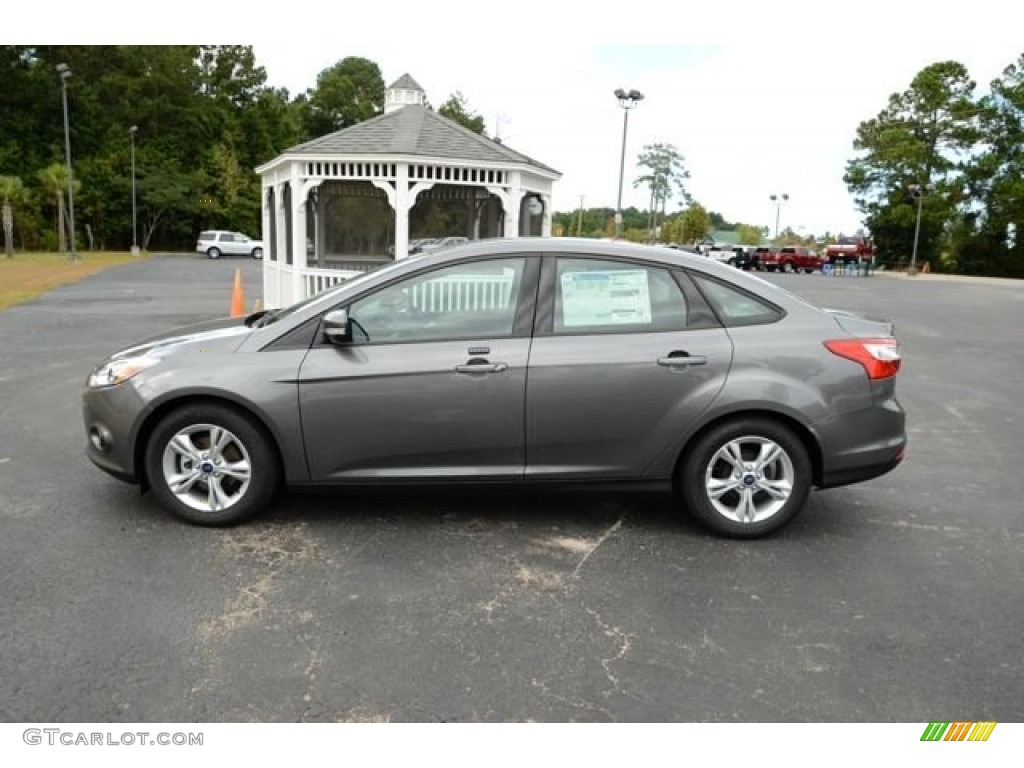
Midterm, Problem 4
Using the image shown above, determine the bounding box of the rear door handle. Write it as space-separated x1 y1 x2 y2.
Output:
657 352 707 368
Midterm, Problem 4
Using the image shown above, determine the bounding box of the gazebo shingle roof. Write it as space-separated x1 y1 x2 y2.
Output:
284 106 559 176
388 74 424 91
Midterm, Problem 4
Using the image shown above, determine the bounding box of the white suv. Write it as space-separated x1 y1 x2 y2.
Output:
196 230 264 260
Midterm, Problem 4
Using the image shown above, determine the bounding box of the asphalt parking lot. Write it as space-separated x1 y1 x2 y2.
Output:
1 256 1021 722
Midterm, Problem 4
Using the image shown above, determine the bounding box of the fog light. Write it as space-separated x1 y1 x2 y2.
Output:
89 425 113 453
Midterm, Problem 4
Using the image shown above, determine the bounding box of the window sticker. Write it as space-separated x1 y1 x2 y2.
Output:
560 269 652 327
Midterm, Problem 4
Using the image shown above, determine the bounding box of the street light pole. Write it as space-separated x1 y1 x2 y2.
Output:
769 193 789 240
130 125 139 257
908 184 924 276
57 63 78 262
614 88 644 239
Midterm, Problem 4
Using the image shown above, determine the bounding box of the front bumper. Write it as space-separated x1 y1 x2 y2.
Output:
82 382 150 485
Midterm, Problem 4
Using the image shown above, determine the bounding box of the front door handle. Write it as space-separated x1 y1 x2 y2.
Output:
455 357 508 375
657 352 707 368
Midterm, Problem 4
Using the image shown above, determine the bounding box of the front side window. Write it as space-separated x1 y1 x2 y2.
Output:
347 258 525 343
553 258 688 334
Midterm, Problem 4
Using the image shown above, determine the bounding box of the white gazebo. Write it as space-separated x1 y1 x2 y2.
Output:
256 74 561 307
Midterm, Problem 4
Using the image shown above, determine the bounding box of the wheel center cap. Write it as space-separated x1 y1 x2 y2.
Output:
742 473 757 486
201 462 214 474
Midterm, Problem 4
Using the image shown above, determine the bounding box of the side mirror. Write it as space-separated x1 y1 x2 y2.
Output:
323 308 351 344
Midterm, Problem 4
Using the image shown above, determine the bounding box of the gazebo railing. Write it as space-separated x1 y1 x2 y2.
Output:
264 260 515 312
303 266 362 297
411 274 516 313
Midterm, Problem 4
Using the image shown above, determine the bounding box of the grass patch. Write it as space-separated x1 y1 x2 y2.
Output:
0 251 148 311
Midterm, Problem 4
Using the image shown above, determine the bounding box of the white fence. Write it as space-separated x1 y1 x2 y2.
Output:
264 261 515 312
411 274 516 313
303 267 362 297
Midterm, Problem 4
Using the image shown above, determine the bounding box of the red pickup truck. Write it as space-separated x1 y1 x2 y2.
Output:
757 246 823 274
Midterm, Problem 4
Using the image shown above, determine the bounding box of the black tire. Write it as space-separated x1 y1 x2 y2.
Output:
782 261 795 273
144 403 280 526
251 247 264 260
206 247 221 260
678 417 812 538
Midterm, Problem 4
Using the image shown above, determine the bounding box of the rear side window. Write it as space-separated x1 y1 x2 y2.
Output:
553 257 688 334
690 273 783 326
199 231 215 240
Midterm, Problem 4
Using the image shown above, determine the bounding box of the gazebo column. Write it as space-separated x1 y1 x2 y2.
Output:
290 173 310 302
261 183 273 306
503 172 523 238
540 194 553 237
394 165 409 259
275 182 288 305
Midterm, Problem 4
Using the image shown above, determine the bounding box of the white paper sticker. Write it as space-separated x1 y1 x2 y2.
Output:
560 269 652 327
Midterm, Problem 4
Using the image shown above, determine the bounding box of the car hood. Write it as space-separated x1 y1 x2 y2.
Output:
823 308 895 337
111 316 253 360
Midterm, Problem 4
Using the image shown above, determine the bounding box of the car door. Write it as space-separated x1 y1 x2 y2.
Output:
525 255 733 479
298 256 538 481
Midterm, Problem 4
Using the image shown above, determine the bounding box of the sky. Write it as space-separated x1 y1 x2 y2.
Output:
10 1 1024 238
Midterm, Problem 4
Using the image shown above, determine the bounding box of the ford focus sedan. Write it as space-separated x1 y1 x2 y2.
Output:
82 238 905 537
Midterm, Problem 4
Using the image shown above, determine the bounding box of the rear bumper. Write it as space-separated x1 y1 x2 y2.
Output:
816 395 906 489
820 448 904 489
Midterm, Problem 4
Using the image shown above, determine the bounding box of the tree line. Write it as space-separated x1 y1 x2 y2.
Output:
4 46 1021 276
0 46 487 257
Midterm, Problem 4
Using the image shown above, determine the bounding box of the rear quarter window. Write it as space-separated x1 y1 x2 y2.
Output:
690 273 784 326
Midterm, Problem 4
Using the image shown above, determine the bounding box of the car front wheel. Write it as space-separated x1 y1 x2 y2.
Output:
206 247 221 260
679 418 812 538
144 403 280 526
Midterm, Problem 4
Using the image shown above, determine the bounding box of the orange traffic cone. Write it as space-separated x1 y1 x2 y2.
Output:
230 268 245 317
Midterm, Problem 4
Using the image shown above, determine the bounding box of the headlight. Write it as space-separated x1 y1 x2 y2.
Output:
87 356 160 388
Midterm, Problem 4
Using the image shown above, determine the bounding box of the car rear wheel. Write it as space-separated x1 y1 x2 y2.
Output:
782 261 795 273
251 247 263 260
679 418 812 538
206 247 221 260
144 403 280 526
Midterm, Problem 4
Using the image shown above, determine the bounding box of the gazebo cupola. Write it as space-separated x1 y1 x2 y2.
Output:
384 74 427 114
256 73 561 308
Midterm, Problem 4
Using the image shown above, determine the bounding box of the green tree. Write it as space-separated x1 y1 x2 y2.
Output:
956 54 1024 276
304 57 385 137
634 143 690 240
677 202 711 244
38 163 71 252
438 91 487 135
735 223 765 246
844 61 979 268
0 175 26 257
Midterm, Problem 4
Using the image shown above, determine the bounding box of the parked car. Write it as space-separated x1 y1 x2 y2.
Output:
196 230 264 260
82 238 905 538
749 246 773 271
418 236 469 254
758 246 822 274
731 248 757 270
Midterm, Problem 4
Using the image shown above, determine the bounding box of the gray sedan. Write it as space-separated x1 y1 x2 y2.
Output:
82 238 905 537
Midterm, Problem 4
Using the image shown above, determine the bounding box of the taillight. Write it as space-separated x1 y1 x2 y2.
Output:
824 338 901 379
